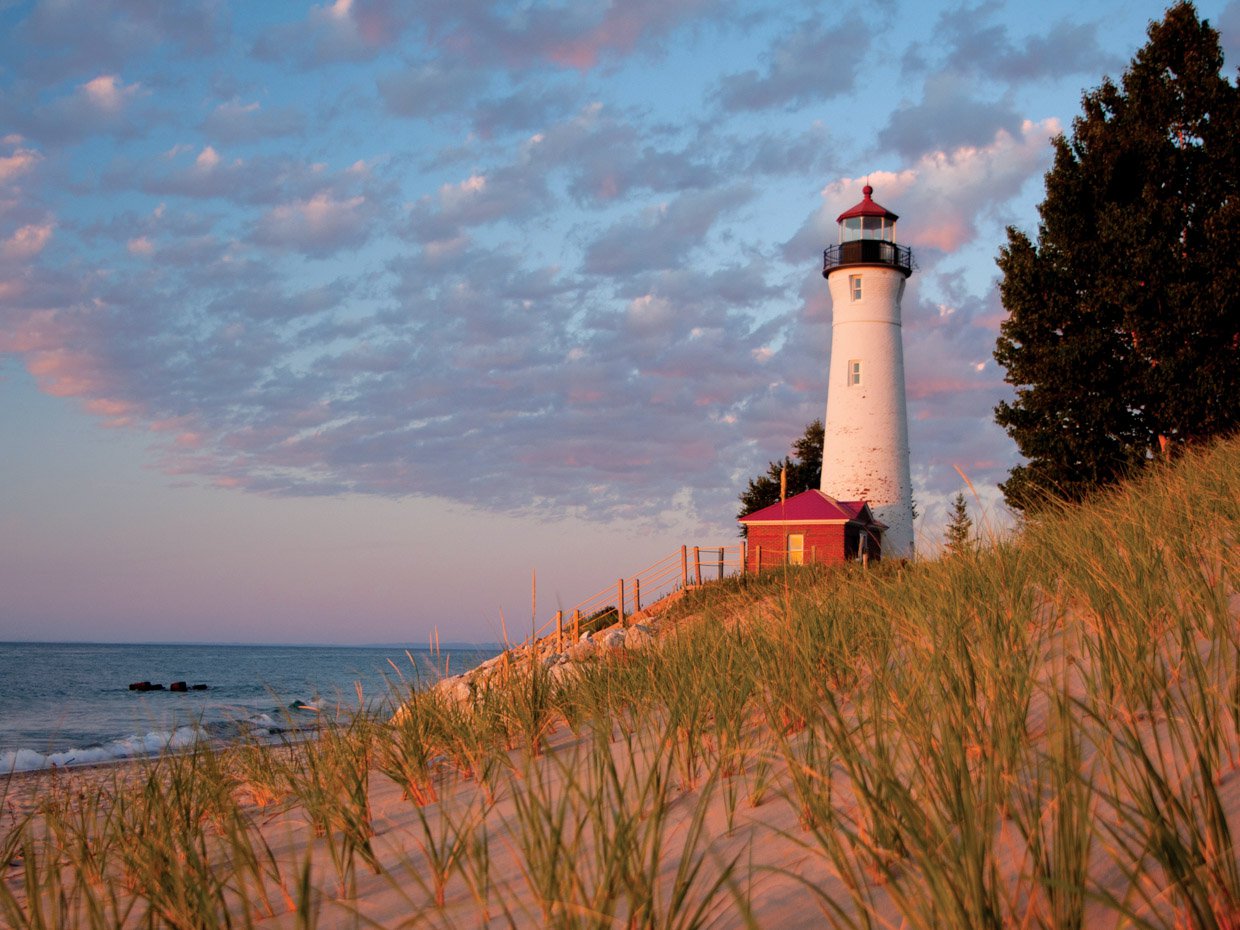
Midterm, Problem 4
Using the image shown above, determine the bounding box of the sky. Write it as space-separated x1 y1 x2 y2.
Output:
2 0 1237 645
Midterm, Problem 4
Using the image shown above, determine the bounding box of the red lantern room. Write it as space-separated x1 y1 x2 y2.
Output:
823 185 912 278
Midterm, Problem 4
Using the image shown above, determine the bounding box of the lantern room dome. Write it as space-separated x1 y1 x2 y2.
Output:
823 183 912 278
835 184 899 224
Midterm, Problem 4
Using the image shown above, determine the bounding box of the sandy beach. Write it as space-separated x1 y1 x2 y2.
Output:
4 441 1239 928
4 612 1238 929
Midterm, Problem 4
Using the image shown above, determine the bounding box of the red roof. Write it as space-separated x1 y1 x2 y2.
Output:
836 184 899 224
739 489 885 526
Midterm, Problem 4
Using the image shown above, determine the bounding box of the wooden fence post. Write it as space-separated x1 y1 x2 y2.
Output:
618 578 625 627
756 545 762 574
741 541 747 576
716 547 723 580
634 577 641 614
693 546 701 586
556 610 563 653
681 545 688 588
573 609 581 641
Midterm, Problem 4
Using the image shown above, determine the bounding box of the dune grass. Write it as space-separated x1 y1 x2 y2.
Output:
2 436 1237 928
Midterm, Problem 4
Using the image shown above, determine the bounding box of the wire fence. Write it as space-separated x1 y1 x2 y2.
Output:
526 543 746 651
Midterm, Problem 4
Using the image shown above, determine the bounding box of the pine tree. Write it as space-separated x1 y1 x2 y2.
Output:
737 419 823 535
943 492 973 556
993 2 1240 511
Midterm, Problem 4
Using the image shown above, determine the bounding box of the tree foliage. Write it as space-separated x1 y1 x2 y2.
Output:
993 2 1240 511
943 492 973 556
737 420 823 534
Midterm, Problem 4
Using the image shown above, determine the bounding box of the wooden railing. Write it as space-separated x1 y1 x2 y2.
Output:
527 544 745 652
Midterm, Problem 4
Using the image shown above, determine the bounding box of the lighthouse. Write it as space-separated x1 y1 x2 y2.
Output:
820 185 915 558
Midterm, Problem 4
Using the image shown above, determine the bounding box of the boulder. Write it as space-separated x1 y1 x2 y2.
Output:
601 629 626 650
549 662 577 686
567 640 595 662
624 624 655 651
128 681 151 691
191 684 209 691
169 681 188 692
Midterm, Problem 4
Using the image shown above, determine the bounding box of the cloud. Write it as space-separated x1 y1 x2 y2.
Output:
0 142 41 185
254 0 415 66
252 192 376 257
529 103 717 204
1 223 54 260
201 99 305 143
582 184 754 276
786 118 1059 261
81 75 140 113
120 148 377 210
715 16 868 111
378 57 492 119
417 0 722 71
11 0 228 81
1222 1 1240 67
714 122 838 178
470 82 582 137
908 4 1122 85
2 0 1085 539
406 164 552 244
125 236 155 257
877 73 1023 161
2 74 147 144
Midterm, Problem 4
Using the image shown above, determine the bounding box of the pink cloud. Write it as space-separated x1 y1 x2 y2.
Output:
516 0 715 70
0 278 24 302
811 118 1060 255
81 74 141 112
1 223 53 259
0 144 42 184
25 348 107 398
253 191 371 256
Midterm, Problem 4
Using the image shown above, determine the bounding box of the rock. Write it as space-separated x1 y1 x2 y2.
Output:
449 678 471 704
624 624 654 651
549 662 577 686
542 654 563 669
169 681 188 692
191 684 209 691
128 681 151 691
601 629 626 650
567 640 595 662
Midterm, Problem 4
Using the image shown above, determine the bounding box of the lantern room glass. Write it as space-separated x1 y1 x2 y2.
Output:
840 215 896 243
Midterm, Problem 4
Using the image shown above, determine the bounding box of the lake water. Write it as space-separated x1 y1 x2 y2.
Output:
0 641 498 773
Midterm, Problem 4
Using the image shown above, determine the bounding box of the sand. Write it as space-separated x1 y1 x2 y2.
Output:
5 667 1238 929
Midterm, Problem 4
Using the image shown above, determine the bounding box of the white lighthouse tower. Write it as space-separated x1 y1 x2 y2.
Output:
820 185 915 558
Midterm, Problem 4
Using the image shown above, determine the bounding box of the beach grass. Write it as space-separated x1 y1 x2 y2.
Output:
2 436 1237 928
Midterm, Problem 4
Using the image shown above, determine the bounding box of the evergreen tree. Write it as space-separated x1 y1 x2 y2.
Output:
943 492 973 556
737 420 823 534
994 2 1240 511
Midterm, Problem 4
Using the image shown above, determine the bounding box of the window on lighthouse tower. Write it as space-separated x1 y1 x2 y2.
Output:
849 275 862 301
849 359 862 385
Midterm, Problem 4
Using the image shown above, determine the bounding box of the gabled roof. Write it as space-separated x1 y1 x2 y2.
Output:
739 489 886 527
836 184 898 224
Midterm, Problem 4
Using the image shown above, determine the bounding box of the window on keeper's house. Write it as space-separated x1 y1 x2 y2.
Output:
849 275 862 300
848 359 862 386
787 533 804 565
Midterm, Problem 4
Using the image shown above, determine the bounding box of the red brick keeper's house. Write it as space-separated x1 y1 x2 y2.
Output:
739 489 886 571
